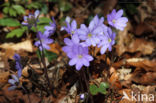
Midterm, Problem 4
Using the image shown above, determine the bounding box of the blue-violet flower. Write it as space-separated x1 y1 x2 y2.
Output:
77 15 105 47
61 16 78 35
107 9 128 31
62 34 93 70
34 31 53 51
8 75 19 90
68 44 93 70
22 10 40 29
13 54 22 78
98 27 116 54
62 34 80 58
44 17 56 35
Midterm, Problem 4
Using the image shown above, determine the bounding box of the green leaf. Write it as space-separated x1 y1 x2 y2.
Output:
26 2 42 9
3 7 9 14
45 50 57 62
59 1 72 12
31 24 47 33
38 17 51 24
98 88 107 94
6 26 27 38
89 84 98 95
98 82 109 95
41 4 48 14
12 5 25 15
9 8 17 16
0 18 21 27
100 82 109 88
36 49 57 62
1 2 9 7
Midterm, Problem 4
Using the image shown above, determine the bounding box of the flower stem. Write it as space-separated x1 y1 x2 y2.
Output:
82 68 93 103
34 27 51 91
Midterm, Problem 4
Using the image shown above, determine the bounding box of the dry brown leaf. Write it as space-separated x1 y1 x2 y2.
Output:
135 23 152 36
22 66 29 77
0 71 9 83
109 67 122 89
22 93 41 103
128 38 155 55
0 40 33 52
113 58 156 72
49 42 61 55
131 71 156 85
1 85 41 103
126 59 156 72
116 21 155 56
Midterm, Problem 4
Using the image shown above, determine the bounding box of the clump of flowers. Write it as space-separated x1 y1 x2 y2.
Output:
34 31 54 51
77 15 106 47
61 9 128 70
107 9 128 31
22 10 40 29
62 34 93 70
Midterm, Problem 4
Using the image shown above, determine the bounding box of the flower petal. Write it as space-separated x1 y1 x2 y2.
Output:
8 79 16 85
64 38 73 46
69 58 77 66
71 20 77 30
76 62 83 71
34 10 40 18
8 86 17 91
115 9 123 19
12 75 19 82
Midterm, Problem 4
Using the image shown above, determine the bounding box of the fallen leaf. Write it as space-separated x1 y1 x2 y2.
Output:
116 22 155 56
49 42 61 55
131 70 156 85
0 40 33 52
126 59 156 72
0 71 9 83
109 67 122 89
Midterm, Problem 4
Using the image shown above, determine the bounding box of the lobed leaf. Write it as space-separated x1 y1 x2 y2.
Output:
0 18 21 27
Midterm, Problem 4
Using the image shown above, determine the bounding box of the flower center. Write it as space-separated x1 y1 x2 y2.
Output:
71 31 75 34
88 33 92 38
112 19 116 24
108 38 112 42
78 55 83 59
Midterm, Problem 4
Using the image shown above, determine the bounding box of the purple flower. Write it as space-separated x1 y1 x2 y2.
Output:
8 75 19 90
107 9 128 31
98 27 116 54
13 54 22 78
44 17 56 35
62 34 93 70
77 15 106 47
22 10 40 29
61 16 77 35
80 94 85 100
34 31 53 51
68 44 93 70
62 34 80 58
